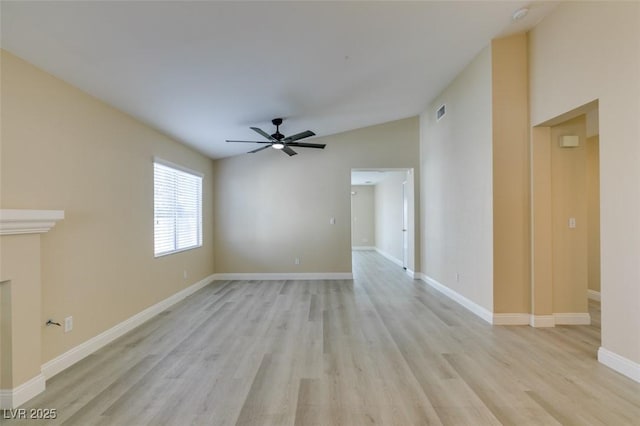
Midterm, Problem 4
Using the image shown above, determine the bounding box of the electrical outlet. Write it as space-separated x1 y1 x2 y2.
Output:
183 270 188 279
64 316 73 333
294 257 300 265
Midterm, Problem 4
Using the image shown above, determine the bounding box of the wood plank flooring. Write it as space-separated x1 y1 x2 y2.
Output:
3 251 639 425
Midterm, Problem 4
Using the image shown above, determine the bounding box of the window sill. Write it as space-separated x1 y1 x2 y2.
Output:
154 244 202 258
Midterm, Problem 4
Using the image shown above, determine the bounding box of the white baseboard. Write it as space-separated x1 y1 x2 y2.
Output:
530 313 590 327
493 313 530 325
421 275 493 324
405 268 418 279
418 276 591 328
588 289 601 301
41 274 215 380
554 312 591 325
415 272 426 281
374 248 404 268
212 272 353 281
530 315 555 327
598 347 640 383
351 246 375 251
371 248 415 278
0 374 46 409
372 247 415 278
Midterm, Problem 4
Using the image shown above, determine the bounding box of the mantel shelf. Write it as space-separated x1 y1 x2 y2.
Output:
0 209 65 235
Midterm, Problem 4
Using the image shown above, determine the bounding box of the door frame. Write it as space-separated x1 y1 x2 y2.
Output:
350 168 417 277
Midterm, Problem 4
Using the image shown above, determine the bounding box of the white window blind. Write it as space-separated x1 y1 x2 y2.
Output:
154 161 202 257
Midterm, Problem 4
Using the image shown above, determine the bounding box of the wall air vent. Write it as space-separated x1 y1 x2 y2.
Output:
436 104 446 121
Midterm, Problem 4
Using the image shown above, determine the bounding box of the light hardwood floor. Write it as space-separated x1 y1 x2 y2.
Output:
3 251 639 425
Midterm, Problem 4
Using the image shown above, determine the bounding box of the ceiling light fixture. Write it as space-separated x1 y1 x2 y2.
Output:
512 7 529 21
272 142 284 150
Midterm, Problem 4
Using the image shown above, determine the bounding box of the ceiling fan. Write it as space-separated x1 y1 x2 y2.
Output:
226 118 325 156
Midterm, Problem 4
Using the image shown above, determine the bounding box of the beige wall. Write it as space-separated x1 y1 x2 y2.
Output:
0 235 42 388
420 46 493 311
213 117 420 274
587 135 600 293
491 34 530 314
350 185 374 248
550 116 588 314
529 2 640 365
0 50 215 367
531 126 553 316
374 171 405 263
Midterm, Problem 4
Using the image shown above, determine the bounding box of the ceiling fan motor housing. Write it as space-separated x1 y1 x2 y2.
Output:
271 118 284 140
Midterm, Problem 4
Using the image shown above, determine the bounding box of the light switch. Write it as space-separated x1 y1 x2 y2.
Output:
330 217 336 225
568 217 576 228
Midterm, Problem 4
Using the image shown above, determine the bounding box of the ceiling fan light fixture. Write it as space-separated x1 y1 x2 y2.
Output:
272 142 285 150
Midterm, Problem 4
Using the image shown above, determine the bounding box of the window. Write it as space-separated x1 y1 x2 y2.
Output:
154 160 203 257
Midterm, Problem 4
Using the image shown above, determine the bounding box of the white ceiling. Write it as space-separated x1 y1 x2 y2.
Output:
1 1 556 159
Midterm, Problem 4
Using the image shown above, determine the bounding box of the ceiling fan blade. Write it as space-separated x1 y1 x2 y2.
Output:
282 130 316 142
226 140 272 144
286 142 326 149
248 145 272 154
282 146 297 156
250 127 277 141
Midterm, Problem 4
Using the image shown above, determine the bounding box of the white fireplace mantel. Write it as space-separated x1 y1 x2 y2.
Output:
0 209 65 235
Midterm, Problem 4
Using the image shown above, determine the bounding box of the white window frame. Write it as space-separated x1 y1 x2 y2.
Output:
153 158 203 257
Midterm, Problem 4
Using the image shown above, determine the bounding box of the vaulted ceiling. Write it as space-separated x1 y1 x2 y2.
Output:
1 1 556 158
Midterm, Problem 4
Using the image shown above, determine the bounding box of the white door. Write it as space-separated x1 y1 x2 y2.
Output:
402 180 408 270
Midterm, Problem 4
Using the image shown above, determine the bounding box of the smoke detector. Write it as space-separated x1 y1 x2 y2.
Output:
512 7 529 21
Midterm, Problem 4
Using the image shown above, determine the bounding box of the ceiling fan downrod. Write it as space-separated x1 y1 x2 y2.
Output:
271 118 284 140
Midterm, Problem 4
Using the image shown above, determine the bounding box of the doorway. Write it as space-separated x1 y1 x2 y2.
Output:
402 180 408 270
350 168 416 277
531 101 600 336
